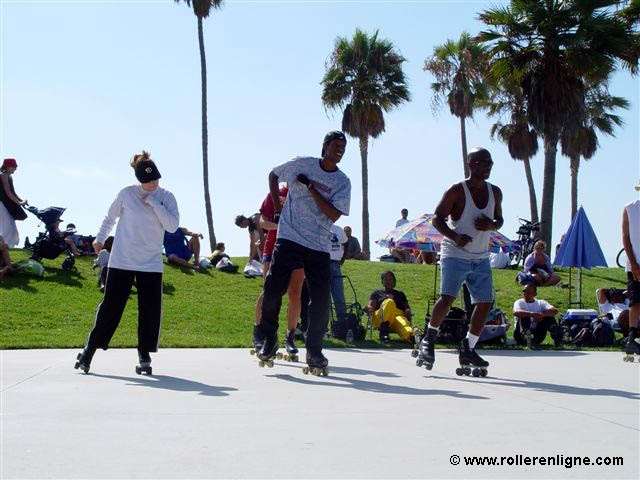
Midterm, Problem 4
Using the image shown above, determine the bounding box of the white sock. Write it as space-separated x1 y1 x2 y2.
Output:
466 332 479 350
428 325 440 333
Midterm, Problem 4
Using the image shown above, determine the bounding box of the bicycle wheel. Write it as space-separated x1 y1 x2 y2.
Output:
616 248 627 269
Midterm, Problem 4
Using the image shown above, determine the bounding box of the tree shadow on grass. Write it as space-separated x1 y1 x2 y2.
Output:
430 375 639 401
90 373 237 397
268 373 487 400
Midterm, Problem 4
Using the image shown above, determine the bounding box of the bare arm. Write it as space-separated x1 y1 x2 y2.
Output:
433 185 471 247
622 209 640 281
269 171 282 214
259 214 278 231
542 306 559 317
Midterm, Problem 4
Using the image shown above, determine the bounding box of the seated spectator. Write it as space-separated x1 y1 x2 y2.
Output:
513 284 562 347
395 208 409 228
235 213 263 261
163 227 203 270
415 250 437 264
597 288 630 336
519 240 561 286
343 226 366 260
366 270 414 343
65 223 95 255
93 236 113 292
0 234 14 280
390 247 416 264
48 220 82 257
209 242 229 266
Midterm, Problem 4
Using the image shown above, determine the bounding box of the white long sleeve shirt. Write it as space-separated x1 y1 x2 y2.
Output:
96 185 179 273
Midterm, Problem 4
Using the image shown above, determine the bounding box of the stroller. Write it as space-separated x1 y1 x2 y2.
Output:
24 206 76 271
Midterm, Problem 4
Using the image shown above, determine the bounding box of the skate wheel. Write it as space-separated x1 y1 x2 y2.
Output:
250 349 256 356
321 369 328 377
480 369 487 377
259 360 265 368
411 350 418 358
302 367 309 375
76 353 82 360
135 366 142 375
416 359 423 367
268 360 274 368
455 368 463 376
276 352 283 360
472 368 480 378
74 361 80 369
464 367 471 376
425 363 433 371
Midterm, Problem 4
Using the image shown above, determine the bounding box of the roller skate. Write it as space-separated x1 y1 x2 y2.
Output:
415 327 436 370
250 325 264 356
135 349 152 375
622 336 640 363
257 336 278 368
302 351 329 376
456 338 489 378
410 328 423 358
279 329 299 362
74 346 96 374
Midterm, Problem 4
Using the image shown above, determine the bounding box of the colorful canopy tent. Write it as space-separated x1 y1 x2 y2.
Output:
554 207 608 307
377 214 515 310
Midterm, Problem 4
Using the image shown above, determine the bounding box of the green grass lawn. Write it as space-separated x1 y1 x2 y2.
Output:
0 249 627 349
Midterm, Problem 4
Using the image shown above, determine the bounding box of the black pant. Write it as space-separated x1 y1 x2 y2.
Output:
87 267 163 353
514 316 559 346
259 239 330 355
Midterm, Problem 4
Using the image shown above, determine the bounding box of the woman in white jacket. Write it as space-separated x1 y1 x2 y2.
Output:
75 151 179 374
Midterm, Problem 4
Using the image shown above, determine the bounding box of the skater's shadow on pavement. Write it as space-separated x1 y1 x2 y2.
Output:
434 375 639 400
91 373 237 397
481 350 589 358
276 362 399 378
268 374 488 400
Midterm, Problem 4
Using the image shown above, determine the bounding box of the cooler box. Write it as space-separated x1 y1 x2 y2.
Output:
562 309 598 324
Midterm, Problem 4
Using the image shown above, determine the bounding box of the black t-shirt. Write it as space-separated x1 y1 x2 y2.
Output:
369 289 409 311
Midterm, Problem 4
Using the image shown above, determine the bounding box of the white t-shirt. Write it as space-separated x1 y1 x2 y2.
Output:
598 298 629 327
625 200 640 272
513 298 553 315
96 185 180 273
329 224 348 261
396 218 409 228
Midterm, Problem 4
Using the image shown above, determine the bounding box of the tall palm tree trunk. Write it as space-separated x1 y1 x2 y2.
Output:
570 155 580 220
198 16 216 250
522 157 539 223
359 135 370 260
460 116 469 177
540 134 558 253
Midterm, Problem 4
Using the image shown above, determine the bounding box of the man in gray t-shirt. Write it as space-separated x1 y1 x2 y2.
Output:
255 131 351 374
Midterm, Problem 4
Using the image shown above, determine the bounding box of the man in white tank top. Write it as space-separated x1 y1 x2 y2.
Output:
622 181 640 361
417 148 503 375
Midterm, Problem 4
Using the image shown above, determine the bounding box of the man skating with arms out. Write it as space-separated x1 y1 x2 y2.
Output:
256 131 351 376
417 147 503 377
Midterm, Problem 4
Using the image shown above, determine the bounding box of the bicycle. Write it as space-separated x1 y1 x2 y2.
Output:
510 218 541 267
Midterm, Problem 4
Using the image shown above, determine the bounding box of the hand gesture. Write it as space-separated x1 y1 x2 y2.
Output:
474 215 495 231
93 240 103 254
455 233 473 248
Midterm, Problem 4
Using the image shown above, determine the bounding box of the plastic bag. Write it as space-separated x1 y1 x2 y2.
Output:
15 259 45 277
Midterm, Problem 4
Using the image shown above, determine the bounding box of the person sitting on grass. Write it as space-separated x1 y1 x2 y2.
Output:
597 287 630 337
520 240 561 287
163 227 203 270
366 270 414 343
0 234 14 280
94 236 114 292
343 226 366 260
513 284 562 348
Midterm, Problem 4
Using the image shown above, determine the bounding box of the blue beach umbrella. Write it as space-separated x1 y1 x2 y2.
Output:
554 207 607 307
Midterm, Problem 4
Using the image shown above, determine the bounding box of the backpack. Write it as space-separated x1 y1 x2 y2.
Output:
331 312 366 343
431 306 469 343
591 319 615 347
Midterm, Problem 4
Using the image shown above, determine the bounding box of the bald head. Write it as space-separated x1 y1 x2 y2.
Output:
468 147 493 180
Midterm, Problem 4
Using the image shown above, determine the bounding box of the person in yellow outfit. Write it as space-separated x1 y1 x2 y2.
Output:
367 271 415 343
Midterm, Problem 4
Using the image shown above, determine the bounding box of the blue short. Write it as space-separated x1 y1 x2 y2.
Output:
440 257 494 304
167 245 193 262
262 254 273 263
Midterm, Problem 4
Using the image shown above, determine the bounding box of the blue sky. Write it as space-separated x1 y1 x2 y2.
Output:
2 0 639 264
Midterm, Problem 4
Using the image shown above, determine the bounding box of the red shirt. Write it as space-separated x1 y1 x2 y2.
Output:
260 186 288 257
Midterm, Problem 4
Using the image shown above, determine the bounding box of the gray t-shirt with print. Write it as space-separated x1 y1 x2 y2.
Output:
273 156 351 253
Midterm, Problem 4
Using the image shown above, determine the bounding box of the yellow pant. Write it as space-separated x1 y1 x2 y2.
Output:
372 299 414 342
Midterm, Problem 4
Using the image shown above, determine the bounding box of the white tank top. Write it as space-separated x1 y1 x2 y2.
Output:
625 200 640 272
440 181 495 260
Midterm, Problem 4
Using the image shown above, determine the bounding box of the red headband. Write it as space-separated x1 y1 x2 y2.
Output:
2 158 17 170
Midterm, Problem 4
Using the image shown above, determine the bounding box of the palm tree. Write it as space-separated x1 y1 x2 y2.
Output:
478 0 638 251
175 0 224 250
424 32 489 177
487 79 540 223
321 29 410 259
561 84 629 219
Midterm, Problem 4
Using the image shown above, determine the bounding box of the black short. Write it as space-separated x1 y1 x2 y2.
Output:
628 272 640 306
